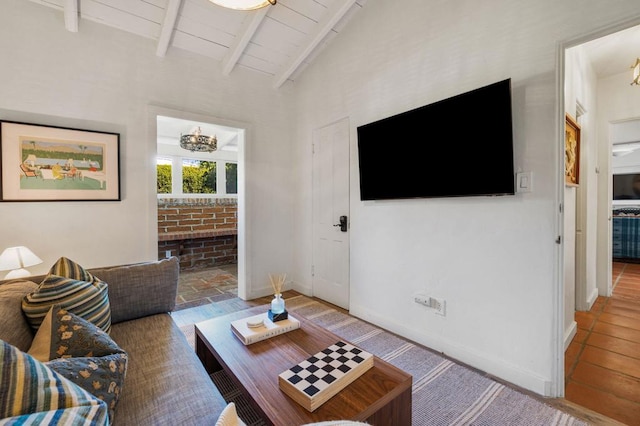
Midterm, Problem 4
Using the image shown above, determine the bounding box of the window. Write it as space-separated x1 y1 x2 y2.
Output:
156 156 237 197
226 163 237 194
156 157 172 194
183 159 216 194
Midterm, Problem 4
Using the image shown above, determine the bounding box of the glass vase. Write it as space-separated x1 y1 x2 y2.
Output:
271 293 285 314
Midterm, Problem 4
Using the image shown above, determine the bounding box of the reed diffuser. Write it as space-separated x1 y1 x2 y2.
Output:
269 273 287 317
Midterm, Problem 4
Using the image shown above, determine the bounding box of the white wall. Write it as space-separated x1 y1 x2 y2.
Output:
291 0 640 396
563 44 599 348
0 0 294 298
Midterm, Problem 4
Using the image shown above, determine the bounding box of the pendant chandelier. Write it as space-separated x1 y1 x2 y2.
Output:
180 127 217 153
208 0 276 11
632 58 640 86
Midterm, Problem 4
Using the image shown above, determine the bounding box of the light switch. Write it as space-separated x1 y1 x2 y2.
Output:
516 172 532 193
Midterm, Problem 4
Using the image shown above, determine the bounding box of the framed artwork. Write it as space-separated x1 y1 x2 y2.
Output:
0 120 120 201
565 113 581 186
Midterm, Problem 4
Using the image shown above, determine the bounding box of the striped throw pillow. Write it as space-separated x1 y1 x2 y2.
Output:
22 275 111 333
0 339 109 425
48 256 101 284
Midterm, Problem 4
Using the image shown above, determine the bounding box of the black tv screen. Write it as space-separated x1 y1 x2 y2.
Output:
613 173 640 200
357 79 515 201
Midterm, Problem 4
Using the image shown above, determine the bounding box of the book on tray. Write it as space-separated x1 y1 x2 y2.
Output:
230 312 300 345
278 341 374 412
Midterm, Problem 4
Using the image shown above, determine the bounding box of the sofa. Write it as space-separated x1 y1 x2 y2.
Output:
0 257 228 425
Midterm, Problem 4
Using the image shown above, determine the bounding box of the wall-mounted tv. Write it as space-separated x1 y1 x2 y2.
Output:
613 173 640 200
357 79 515 201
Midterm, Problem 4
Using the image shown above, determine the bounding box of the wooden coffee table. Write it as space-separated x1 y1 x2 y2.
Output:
195 305 412 425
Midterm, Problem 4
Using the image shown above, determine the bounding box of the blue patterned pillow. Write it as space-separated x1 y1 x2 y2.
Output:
0 339 108 425
28 305 128 422
22 274 111 333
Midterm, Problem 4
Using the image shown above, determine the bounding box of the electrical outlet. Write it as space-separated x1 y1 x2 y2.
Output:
414 295 430 306
431 297 446 316
415 294 446 316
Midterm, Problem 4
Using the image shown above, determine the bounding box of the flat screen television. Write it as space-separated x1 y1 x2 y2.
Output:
357 79 515 201
613 173 640 200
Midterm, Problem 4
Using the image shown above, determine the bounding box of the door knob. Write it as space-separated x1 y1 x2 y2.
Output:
333 215 348 232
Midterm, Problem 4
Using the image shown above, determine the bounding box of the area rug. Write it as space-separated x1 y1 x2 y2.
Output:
179 295 587 426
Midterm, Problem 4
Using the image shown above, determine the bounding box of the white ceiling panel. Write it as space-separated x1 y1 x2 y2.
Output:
179 0 246 36
81 0 162 39
175 14 237 49
580 24 640 80
171 30 229 59
27 0 366 88
252 18 306 55
92 0 165 20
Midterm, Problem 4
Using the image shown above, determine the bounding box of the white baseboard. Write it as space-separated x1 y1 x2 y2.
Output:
291 280 313 297
246 280 311 300
349 301 552 396
564 320 577 351
587 287 599 310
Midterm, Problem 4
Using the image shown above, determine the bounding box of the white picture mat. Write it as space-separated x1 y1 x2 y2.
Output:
1 121 119 201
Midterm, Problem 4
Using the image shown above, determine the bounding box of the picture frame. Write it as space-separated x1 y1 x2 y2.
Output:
0 120 120 201
565 113 581 186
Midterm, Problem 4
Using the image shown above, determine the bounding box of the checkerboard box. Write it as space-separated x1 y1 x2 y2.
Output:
278 341 374 412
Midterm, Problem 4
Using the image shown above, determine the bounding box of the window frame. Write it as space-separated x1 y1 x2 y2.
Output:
156 154 238 199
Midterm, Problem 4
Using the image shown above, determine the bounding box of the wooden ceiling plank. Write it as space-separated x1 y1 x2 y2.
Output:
64 0 78 32
222 8 269 76
156 0 183 57
251 16 308 54
81 1 161 40
172 31 228 60
273 0 357 88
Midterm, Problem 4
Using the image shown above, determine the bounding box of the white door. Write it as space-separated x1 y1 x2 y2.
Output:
312 118 350 309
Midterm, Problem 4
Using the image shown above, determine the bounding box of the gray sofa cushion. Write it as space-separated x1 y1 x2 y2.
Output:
90 257 179 324
0 280 38 351
109 313 226 425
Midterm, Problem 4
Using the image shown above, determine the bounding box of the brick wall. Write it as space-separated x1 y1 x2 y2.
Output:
157 198 237 270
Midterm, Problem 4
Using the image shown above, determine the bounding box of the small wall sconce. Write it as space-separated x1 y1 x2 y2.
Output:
0 246 43 279
632 58 640 86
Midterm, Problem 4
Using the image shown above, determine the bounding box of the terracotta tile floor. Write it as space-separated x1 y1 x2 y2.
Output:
565 261 640 425
175 263 239 310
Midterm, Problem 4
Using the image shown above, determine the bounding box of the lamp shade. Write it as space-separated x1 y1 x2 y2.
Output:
632 58 640 85
0 246 43 278
208 0 276 10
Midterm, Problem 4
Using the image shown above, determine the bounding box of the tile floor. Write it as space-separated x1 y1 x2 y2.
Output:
175 263 239 310
565 261 640 425
172 264 300 328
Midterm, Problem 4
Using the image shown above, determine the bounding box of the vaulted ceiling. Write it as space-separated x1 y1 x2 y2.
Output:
25 1 639 91
27 0 367 89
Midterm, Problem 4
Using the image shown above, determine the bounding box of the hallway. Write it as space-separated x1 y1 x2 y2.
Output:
565 262 640 425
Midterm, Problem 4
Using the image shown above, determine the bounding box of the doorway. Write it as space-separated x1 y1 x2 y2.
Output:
561 20 640 421
149 106 248 299
311 118 350 309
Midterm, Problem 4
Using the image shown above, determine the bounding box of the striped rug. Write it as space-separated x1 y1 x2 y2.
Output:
180 295 587 426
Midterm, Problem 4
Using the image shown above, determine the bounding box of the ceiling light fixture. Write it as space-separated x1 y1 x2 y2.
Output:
180 127 218 153
632 58 640 85
208 0 276 11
